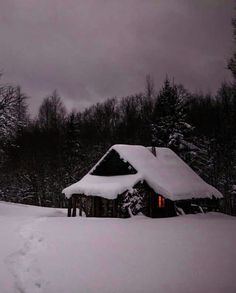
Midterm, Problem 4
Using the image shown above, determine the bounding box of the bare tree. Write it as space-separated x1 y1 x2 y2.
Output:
38 90 66 130
0 85 28 145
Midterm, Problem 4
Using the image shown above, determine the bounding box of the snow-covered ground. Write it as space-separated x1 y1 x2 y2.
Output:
0 201 236 293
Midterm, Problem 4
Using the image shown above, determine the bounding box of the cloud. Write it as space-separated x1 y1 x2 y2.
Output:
0 0 234 115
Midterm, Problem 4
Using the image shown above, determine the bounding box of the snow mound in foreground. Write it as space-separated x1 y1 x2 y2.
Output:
0 202 235 293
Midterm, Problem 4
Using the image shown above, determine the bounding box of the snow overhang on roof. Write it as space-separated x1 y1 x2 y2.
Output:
62 144 223 200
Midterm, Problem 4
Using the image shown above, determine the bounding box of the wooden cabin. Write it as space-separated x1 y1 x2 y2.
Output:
63 145 222 218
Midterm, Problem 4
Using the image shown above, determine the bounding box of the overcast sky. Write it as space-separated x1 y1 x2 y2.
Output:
0 0 234 115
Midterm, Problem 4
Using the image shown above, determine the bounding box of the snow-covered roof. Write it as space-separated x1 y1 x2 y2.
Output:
62 144 223 200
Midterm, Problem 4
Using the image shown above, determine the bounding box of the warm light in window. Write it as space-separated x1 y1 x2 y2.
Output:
158 195 165 208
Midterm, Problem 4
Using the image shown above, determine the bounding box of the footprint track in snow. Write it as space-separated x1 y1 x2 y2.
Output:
6 217 47 293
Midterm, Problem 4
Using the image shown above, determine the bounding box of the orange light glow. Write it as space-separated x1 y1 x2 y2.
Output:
158 195 165 208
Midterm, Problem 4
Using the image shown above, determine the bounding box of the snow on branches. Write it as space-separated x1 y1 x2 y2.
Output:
0 85 28 151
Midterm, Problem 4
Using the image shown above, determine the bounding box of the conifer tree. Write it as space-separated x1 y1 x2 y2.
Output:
151 78 194 160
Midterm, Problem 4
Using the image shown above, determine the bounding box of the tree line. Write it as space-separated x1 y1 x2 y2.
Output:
0 76 235 214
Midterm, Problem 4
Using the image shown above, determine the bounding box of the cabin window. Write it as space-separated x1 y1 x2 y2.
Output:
158 195 165 208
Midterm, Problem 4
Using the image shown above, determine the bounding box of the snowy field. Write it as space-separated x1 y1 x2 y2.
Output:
0 201 236 293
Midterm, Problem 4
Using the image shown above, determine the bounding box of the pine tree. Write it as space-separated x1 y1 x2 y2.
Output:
215 83 236 214
151 78 194 160
63 111 81 183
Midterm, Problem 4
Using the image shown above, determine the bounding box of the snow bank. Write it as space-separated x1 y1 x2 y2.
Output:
63 144 222 200
0 201 66 217
0 202 235 293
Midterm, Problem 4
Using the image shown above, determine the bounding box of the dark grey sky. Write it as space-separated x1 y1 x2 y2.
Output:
0 0 234 115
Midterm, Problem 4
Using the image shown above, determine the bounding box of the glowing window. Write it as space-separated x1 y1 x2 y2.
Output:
158 195 165 208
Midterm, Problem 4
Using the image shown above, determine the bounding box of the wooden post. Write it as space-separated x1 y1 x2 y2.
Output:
151 146 156 157
79 196 82 217
72 196 77 217
149 194 153 217
67 197 72 217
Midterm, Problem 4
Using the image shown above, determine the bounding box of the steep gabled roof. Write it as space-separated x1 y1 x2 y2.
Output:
62 144 223 200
